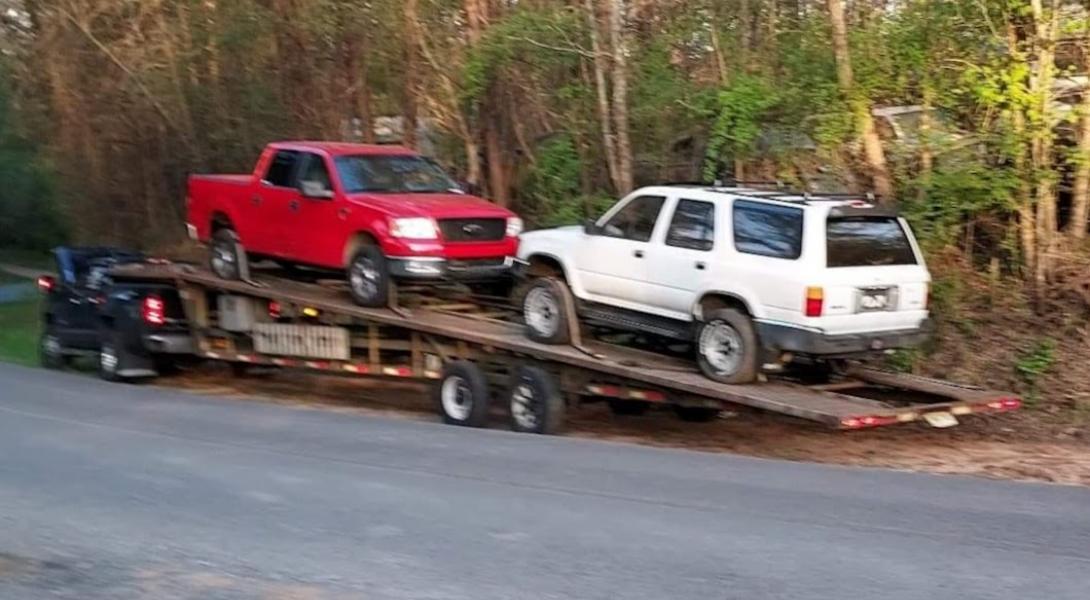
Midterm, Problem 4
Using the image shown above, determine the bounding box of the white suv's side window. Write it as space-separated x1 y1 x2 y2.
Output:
665 199 715 251
600 196 666 242
732 200 804 260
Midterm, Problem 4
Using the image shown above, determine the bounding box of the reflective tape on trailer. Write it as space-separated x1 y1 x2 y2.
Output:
585 384 667 403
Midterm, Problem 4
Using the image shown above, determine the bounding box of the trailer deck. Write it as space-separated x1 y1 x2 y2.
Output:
113 263 1021 431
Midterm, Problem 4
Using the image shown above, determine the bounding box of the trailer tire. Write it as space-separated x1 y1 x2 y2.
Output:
673 405 721 422
347 246 390 308
435 360 491 428
522 278 573 345
508 365 565 434
210 228 243 281
695 308 759 384
608 399 650 416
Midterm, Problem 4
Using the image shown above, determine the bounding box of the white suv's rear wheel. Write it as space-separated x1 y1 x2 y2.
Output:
522 278 572 345
695 309 759 384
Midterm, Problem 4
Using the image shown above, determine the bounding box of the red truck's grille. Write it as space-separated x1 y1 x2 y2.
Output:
437 218 506 242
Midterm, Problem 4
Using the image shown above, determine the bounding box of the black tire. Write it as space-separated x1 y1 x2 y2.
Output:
673 405 722 423
97 337 130 382
434 360 491 427
695 308 759 384
347 245 390 308
522 278 573 345
210 228 242 280
39 329 66 370
607 399 650 416
507 365 565 434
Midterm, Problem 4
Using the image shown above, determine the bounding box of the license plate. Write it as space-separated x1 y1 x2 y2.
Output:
923 411 959 428
858 288 892 312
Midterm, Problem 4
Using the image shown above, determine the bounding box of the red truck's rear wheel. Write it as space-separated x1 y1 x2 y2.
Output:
210 229 242 281
347 246 390 307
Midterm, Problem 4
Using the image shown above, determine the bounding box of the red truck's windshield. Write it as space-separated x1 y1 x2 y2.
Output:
335 155 458 194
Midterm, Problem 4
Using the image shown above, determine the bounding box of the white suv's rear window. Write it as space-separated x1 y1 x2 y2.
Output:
826 217 917 267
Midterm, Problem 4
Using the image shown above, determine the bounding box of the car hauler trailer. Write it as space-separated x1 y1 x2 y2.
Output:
109 263 1022 433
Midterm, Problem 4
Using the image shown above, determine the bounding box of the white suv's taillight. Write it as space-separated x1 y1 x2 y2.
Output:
805 287 824 317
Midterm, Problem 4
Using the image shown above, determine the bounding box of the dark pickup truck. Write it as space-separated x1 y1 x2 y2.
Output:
38 247 193 381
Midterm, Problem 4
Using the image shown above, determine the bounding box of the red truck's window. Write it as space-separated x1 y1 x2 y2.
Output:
264 151 300 187
335 155 457 194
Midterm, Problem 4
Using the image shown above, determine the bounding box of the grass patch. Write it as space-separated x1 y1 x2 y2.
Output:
0 297 41 366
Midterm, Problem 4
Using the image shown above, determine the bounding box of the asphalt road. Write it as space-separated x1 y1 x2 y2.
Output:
1 362 1088 600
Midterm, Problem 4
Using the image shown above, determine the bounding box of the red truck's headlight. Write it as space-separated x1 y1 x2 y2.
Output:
389 217 438 239
506 217 524 237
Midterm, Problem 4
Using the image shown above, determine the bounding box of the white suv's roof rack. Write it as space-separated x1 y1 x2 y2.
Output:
660 180 878 205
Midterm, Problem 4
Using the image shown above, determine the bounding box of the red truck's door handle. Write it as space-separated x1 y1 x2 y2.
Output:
250 195 261 206
289 199 301 212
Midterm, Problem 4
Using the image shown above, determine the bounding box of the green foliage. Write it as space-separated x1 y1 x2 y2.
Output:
519 135 612 228
903 164 1020 251
1016 339 1055 404
701 75 780 179
0 297 41 367
0 64 66 251
460 8 583 109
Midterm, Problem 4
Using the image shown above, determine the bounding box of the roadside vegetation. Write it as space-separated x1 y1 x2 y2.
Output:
0 1 1088 436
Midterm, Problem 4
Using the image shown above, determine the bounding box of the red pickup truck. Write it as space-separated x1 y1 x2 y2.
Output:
186 142 521 306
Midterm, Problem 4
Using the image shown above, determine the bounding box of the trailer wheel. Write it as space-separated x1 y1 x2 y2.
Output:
210 228 243 281
347 246 390 308
522 278 572 345
673 405 721 423
508 365 565 434
434 361 491 428
607 399 650 416
695 308 759 384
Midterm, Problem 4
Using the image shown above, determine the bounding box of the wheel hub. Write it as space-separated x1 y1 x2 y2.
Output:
524 286 560 338
699 321 743 376
440 376 473 421
350 258 379 299
100 345 118 373
510 384 539 430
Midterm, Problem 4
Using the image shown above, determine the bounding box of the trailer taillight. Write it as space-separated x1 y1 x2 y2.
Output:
142 295 165 326
805 287 824 317
268 300 282 319
841 414 900 429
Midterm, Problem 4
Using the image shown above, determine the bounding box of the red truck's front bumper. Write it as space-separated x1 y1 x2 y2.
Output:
382 237 519 280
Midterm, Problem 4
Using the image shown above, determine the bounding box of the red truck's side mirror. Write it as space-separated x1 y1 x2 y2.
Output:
37 275 56 294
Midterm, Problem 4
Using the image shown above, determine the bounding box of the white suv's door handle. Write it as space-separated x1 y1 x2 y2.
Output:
633 250 644 258
695 261 706 270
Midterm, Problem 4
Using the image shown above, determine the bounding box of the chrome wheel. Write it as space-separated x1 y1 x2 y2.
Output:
440 375 473 422
40 333 63 368
509 382 539 431
210 239 238 279
349 256 380 301
698 320 744 377
99 344 119 375
524 285 560 339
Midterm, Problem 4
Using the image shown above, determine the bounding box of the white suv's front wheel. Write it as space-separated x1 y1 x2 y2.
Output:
695 309 759 384
522 278 573 345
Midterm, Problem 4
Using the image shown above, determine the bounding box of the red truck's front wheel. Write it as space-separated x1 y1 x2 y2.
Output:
347 246 390 307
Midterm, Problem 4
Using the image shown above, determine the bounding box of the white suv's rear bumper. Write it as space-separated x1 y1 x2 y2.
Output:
756 319 933 357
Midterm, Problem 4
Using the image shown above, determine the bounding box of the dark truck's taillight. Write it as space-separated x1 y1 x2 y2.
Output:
142 295 165 326
37 275 56 294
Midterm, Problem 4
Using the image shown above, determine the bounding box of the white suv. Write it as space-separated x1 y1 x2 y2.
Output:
516 185 931 383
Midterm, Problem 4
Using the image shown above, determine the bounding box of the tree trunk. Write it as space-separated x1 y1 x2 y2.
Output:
402 0 420 149
1069 40 1090 240
609 0 634 194
1029 0 1059 289
825 0 894 200
584 0 620 192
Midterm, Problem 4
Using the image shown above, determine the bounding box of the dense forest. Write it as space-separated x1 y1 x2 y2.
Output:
2 1 1090 307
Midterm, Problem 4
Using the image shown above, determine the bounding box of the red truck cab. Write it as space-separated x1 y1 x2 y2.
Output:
186 142 521 306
